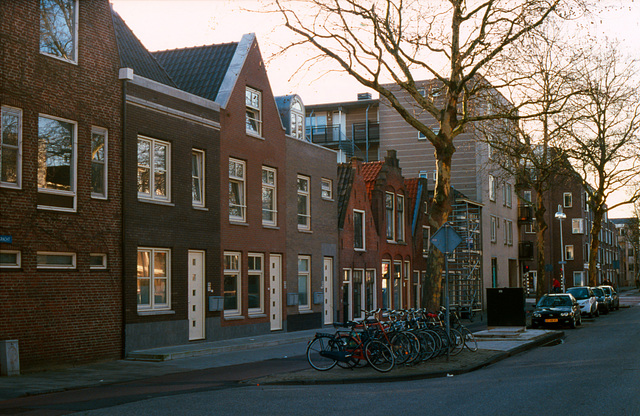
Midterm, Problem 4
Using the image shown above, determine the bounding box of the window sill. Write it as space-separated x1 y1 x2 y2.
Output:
224 315 245 321
248 313 267 319
263 224 279 230
91 195 108 200
298 228 313 234
321 197 334 202
354 248 366 252
230 220 249 227
298 308 314 314
41 51 78 65
138 198 175 207
193 206 209 211
246 131 265 140
0 183 21 190
37 205 76 213
137 309 175 316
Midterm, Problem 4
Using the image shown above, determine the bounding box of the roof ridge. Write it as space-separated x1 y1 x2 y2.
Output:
152 41 239 54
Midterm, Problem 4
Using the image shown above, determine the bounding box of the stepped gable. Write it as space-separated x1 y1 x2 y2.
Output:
112 10 177 87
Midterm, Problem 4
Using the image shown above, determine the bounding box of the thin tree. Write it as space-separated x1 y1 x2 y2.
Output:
272 0 584 308
564 45 640 287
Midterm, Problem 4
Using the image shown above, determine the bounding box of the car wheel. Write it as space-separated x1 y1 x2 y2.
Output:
595 308 600 317
577 314 582 326
569 316 576 329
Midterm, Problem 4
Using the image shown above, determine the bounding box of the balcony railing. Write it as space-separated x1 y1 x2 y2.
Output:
306 122 380 146
352 122 380 144
306 125 346 145
518 204 533 224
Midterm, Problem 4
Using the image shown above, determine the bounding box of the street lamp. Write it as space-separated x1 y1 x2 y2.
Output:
555 204 567 292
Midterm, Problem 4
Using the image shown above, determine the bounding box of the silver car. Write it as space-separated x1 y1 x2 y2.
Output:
566 286 599 318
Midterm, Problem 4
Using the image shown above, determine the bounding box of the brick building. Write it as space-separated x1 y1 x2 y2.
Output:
0 0 123 370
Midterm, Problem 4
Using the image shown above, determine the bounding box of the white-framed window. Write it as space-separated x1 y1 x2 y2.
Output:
37 251 76 269
489 175 496 202
90 253 107 269
354 209 365 250
192 149 205 207
224 252 241 316
137 136 170 202
1 106 22 189
321 178 333 200
525 218 537 234
248 253 264 314
298 255 311 310
504 220 513 245
572 218 584 234
290 98 304 140
39 0 78 63
297 175 311 230
37 115 77 211
91 127 107 199
385 192 395 240
563 192 572 208
262 166 277 226
381 260 391 309
137 248 170 310
422 226 431 256
352 269 364 319
490 215 498 243
246 87 262 136
0 250 21 268
396 194 405 242
229 158 246 222
565 245 575 261
503 182 512 208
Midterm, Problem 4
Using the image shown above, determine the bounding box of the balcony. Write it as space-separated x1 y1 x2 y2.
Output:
518 205 533 224
519 241 534 259
352 122 380 144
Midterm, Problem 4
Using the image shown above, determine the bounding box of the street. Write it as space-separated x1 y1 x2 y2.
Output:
3 294 639 416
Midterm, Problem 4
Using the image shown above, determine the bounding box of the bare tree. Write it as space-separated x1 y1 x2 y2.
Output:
564 45 640 286
271 0 583 308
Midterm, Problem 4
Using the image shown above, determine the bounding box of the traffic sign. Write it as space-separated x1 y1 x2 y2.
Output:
430 223 462 254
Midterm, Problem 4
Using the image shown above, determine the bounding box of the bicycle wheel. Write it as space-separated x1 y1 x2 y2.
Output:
335 334 365 369
449 328 464 356
306 337 339 371
389 332 414 365
365 340 395 372
415 330 436 361
460 327 478 352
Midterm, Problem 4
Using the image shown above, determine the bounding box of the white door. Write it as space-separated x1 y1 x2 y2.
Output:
323 258 334 325
188 251 205 340
270 254 283 331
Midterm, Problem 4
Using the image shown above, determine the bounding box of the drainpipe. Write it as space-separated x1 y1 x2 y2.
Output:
365 104 370 162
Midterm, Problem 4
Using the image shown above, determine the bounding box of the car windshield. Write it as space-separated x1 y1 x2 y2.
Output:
538 296 571 307
601 287 611 295
592 288 604 296
567 288 588 300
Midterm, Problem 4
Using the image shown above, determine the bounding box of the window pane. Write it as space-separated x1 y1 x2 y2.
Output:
37 253 73 266
154 171 167 197
298 257 309 272
40 0 76 61
137 140 150 166
0 252 18 265
297 177 308 192
38 117 74 191
154 251 167 277
262 187 274 222
90 254 106 267
137 167 150 194
91 163 105 195
354 211 363 249
248 275 260 309
1 148 17 183
229 181 243 217
154 278 167 305
137 278 150 306
298 275 308 306
154 144 166 171
137 251 150 277
1 112 19 146
224 274 238 310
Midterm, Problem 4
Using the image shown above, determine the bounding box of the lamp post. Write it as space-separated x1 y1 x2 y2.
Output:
555 204 567 292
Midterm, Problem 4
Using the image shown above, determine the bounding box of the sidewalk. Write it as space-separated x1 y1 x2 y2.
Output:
0 326 562 401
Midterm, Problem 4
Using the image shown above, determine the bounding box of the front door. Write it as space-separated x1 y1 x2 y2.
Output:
188 251 205 340
270 254 283 331
323 257 334 325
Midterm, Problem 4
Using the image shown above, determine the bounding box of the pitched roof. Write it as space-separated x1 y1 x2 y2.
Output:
405 178 419 203
111 10 177 87
361 161 383 199
153 42 238 102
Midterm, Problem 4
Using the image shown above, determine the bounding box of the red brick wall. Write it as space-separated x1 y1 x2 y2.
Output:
0 0 123 370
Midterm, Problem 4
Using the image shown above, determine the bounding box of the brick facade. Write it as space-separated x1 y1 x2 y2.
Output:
0 0 123 370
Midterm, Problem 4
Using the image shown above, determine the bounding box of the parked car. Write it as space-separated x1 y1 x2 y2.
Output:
566 286 598 318
591 287 610 314
532 293 582 329
599 285 619 310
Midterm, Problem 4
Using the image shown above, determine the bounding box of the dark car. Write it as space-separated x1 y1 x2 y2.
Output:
599 285 619 311
532 293 582 329
591 287 610 314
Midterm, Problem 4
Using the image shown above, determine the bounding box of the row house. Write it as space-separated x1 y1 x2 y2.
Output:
309 83 518 309
1 0 123 370
153 37 338 338
520 157 621 294
611 218 639 287
337 151 436 322
113 12 222 352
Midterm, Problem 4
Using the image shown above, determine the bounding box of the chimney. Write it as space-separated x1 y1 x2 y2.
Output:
385 150 399 168
357 92 372 101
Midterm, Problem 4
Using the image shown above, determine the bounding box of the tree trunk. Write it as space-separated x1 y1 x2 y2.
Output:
534 189 548 301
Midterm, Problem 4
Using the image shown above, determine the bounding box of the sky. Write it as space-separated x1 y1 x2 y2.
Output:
110 0 640 216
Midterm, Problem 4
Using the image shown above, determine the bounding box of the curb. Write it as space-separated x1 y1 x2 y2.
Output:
245 331 564 386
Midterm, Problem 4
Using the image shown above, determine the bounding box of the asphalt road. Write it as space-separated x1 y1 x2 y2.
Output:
63 298 640 415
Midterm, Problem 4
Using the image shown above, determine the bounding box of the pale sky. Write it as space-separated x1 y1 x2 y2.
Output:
110 0 640 217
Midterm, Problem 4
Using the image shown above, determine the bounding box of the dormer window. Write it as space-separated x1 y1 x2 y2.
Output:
290 98 305 140
40 0 78 63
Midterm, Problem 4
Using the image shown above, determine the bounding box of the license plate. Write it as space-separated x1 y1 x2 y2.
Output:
545 318 558 323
